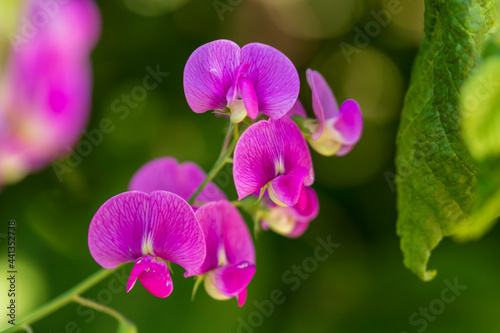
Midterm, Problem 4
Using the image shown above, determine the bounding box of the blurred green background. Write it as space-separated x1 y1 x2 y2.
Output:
1 0 499 332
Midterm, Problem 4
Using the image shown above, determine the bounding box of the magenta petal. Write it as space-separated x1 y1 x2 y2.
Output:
226 62 251 105
237 288 248 307
212 262 256 299
129 157 226 203
296 187 320 219
269 167 309 207
186 201 255 277
333 99 363 145
127 255 153 293
239 78 259 119
89 192 149 269
234 117 314 200
184 40 240 113
336 144 355 156
288 188 319 237
286 99 307 118
241 43 299 119
126 255 173 298
296 184 308 211
138 259 173 298
287 222 310 238
148 191 205 274
129 157 181 195
89 191 205 274
306 69 338 140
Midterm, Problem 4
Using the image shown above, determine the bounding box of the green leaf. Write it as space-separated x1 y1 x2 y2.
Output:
456 52 500 241
395 0 496 281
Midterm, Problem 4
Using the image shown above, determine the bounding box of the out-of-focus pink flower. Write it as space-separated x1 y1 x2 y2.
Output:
88 191 206 298
129 157 227 209
183 39 299 124
0 0 100 185
185 200 255 306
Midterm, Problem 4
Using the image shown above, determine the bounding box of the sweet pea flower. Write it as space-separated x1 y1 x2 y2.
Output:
260 187 319 238
183 39 299 124
129 157 226 207
303 69 363 156
185 201 255 306
88 191 205 298
0 0 100 185
234 117 314 208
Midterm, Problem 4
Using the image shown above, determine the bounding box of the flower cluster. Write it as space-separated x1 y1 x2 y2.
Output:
88 39 362 306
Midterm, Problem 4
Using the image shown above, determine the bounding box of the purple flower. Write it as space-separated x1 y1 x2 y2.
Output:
0 0 100 185
304 69 363 156
183 39 299 124
129 157 227 207
185 201 255 306
88 191 205 298
260 187 319 238
233 117 314 208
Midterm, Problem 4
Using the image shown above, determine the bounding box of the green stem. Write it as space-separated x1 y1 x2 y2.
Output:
188 124 239 205
73 295 132 325
4 268 117 333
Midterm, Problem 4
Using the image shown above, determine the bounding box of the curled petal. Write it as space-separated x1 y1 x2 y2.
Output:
237 288 248 307
89 191 205 274
186 201 255 276
127 255 173 298
239 78 259 119
268 167 308 207
332 99 363 145
234 117 314 200
183 40 240 113
226 63 251 106
241 43 299 119
212 262 256 300
306 69 339 140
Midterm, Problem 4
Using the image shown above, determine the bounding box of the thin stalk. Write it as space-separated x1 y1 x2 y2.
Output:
188 124 239 204
73 295 132 324
4 268 117 333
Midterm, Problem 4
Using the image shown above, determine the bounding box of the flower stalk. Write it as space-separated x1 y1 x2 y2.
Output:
188 124 239 205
